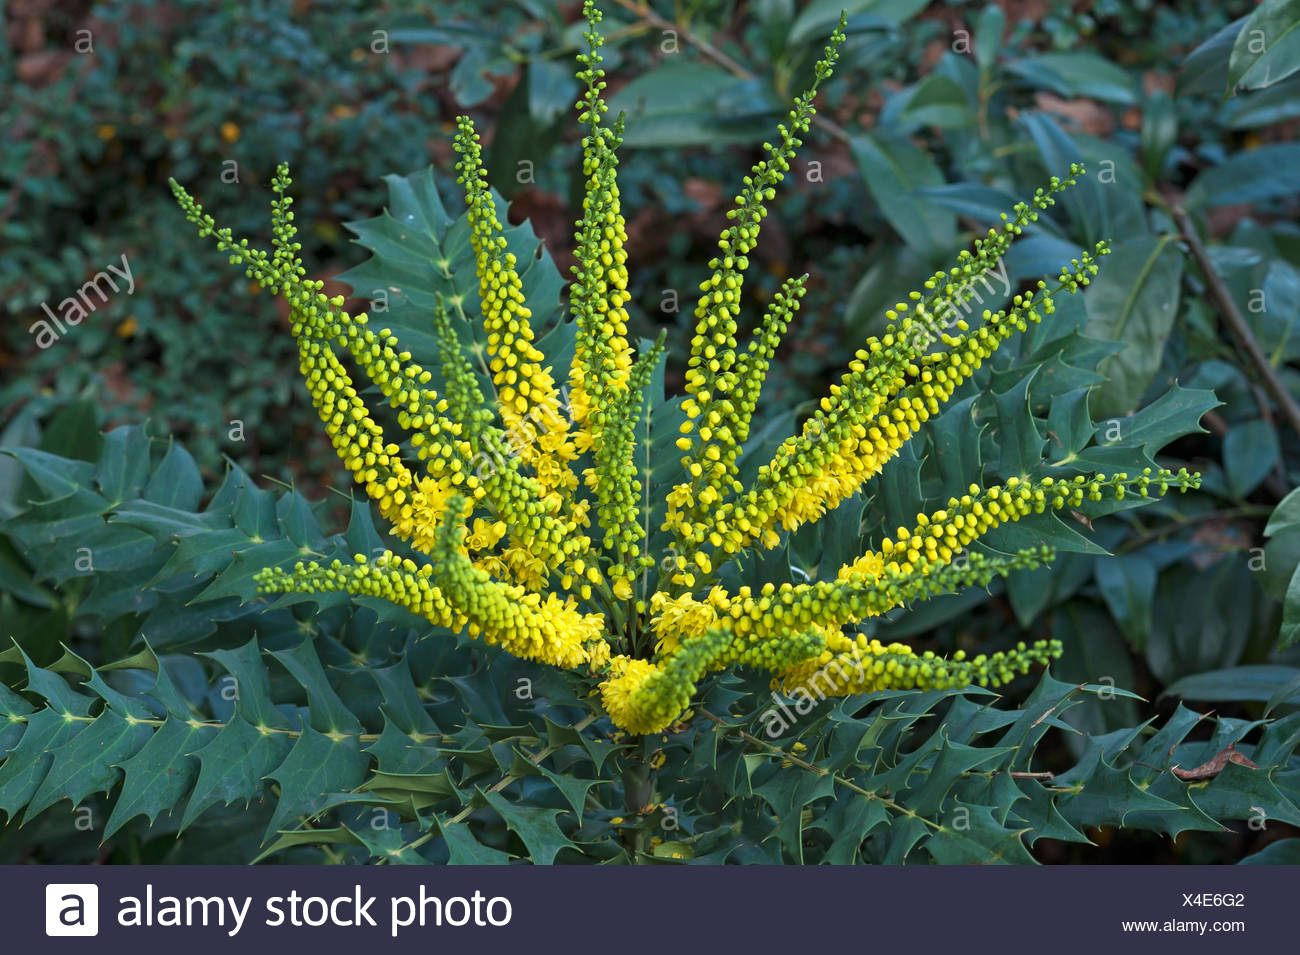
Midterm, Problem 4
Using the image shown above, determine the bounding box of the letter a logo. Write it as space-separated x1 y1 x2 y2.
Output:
45 884 99 936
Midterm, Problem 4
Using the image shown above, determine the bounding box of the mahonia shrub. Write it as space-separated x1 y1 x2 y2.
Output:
15 3 1282 867
168 5 1199 738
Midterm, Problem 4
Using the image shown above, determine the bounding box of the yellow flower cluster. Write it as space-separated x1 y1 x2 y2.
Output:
778 632 1063 698
174 2 1203 736
453 117 579 500
666 32 844 548
647 588 723 655
170 167 593 590
566 12 654 599
868 471 1194 574
667 198 1108 576
599 656 664 735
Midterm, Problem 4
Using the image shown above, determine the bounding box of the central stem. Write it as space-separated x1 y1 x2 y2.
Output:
621 738 653 861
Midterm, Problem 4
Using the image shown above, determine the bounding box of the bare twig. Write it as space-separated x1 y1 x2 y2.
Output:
1114 504 1274 555
1171 205 1300 442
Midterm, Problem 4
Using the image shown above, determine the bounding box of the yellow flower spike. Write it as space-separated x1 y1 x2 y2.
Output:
694 241 1112 558
422 496 608 668
670 24 846 550
432 293 495 451
255 552 467 633
453 115 579 499
568 4 634 424
857 470 1200 580
172 169 599 575
604 626 828 734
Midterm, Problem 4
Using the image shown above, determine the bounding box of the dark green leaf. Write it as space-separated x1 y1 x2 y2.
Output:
1094 555 1157 650
1005 52 1137 104
1085 236 1183 419
1227 0 1300 92
1186 143 1300 208
1179 16 1247 95
182 716 291 830
481 788 575 864
1223 418 1279 498
1163 665 1300 703
25 710 153 819
850 132 956 258
103 718 216 838
94 426 151 505
264 723 369 840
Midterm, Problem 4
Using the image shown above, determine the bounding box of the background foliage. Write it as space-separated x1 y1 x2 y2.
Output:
4 0 1300 864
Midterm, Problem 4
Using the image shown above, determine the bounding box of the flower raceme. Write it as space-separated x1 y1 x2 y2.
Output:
170 2 1200 736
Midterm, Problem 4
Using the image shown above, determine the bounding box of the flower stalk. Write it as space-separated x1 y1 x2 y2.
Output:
170 1 1201 739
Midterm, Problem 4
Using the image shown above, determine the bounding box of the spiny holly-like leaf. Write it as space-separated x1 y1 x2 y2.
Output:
481 788 575 864
1103 383 1221 455
809 794 889 863
347 823 429 864
1013 781 1090 847
992 371 1047 481
94 426 151 505
436 817 514 865
263 722 370 841
910 739 1017 816
1 447 95 502
143 441 204 510
923 801 1036 864
272 638 363 737
203 638 293 730
752 764 836 862
104 717 216 838
512 752 604 827
0 710 86 820
0 683 34 753
182 717 291 830
1188 759 1300 827
1054 732 1191 829
25 710 153 820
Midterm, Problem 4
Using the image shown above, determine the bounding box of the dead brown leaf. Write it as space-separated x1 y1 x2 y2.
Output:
1188 519 1252 569
1170 743 1259 781
15 50 70 87
395 45 462 75
1002 0 1053 23
1032 91 1115 137
682 177 723 212
919 38 948 73
1142 71 1176 97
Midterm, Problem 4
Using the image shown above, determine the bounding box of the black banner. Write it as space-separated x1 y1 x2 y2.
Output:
9 864 1287 952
